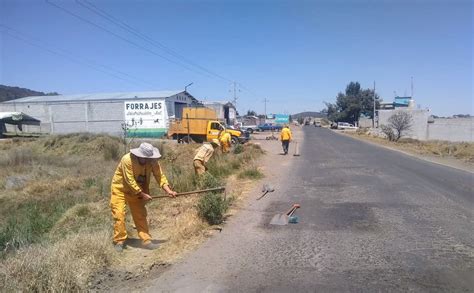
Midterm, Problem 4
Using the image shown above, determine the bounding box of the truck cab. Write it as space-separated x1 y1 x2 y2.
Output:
207 121 247 144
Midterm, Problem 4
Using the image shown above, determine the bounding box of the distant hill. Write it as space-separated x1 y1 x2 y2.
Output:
0 85 59 103
291 111 326 119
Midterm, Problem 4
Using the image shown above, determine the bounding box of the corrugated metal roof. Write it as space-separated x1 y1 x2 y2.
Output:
3 90 186 103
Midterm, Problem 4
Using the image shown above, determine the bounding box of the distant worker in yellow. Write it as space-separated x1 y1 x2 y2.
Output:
193 139 220 175
280 124 292 155
110 142 177 253
219 130 232 153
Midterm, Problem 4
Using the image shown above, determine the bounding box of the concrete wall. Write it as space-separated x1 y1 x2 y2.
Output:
377 109 473 142
427 118 473 142
359 117 373 128
1 101 125 135
378 109 430 140
0 93 197 136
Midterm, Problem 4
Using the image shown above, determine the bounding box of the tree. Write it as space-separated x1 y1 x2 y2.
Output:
324 81 381 124
387 112 413 141
246 110 257 116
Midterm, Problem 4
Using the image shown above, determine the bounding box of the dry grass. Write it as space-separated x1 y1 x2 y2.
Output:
0 231 114 292
350 130 474 163
0 135 264 291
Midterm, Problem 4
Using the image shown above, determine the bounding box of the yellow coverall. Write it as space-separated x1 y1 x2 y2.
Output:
280 127 292 154
193 144 215 175
219 132 232 153
110 153 169 245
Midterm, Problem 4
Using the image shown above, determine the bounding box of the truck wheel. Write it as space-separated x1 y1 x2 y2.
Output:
181 136 193 144
248 128 254 134
231 136 239 144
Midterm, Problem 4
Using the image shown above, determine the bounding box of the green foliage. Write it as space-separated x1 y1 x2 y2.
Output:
233 144 244 154
238 166 264 180
246 110 257 116
325 81 381 124
0 196 79 253
197 192 231 225
195 172 222 190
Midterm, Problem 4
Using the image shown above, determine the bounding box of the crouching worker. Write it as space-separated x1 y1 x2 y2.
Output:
193 139 220 175
219 130 232 153
110 142 177 253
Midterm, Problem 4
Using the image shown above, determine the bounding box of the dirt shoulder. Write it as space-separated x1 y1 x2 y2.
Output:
90 127 304 292
335 130 474 173
138 126 303 292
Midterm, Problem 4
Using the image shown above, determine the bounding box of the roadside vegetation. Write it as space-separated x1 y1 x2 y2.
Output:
0 134 264 292
352 128 474 164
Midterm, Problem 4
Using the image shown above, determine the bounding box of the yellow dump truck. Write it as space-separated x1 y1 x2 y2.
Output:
168 107 248 144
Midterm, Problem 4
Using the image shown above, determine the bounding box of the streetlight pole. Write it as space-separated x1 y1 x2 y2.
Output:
185 82 193 92
373 81 376 128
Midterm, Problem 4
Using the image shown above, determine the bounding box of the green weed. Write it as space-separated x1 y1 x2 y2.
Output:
197 192 231 225
238 166 264 180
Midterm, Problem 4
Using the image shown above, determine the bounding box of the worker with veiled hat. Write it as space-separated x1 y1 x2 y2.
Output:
110 142 177 252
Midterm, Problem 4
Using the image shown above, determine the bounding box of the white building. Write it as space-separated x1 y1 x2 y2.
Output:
202 101 237 125
0 90 199 137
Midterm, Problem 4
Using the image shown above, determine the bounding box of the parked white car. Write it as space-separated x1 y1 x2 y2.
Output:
337 122 358 130
240 125 258 133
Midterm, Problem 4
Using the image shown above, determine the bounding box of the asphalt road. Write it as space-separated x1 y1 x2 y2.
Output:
148 127 474 292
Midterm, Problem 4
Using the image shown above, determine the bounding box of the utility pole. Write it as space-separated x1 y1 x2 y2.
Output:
263 98 269 117
373 81 376 128
231 81 238 108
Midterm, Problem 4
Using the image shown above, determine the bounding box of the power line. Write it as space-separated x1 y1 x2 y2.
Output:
0 24 158 88
45 0 258 97
45 0 263 104
77 0 233 83
45 0 210 77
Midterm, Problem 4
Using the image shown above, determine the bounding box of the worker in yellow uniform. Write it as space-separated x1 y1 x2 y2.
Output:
110 142 177 253
193 139 220 175
280 124 292 155
219 130 232 153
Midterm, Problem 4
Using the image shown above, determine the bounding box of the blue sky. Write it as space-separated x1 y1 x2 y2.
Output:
0 0 472 116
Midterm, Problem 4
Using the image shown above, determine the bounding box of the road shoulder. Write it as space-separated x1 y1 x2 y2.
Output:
333 130 473 173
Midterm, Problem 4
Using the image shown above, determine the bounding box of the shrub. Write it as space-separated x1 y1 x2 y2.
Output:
167 165 197 193
381 125 396 141
195 172 223 190
238 166 264 180
388 111 413 141
197 192 231 225
233 144 244 154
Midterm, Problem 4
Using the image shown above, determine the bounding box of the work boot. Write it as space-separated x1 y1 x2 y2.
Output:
114 243 124 253
142 241 160 250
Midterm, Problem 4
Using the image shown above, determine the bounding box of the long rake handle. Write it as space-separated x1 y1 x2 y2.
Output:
152 186 226 199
